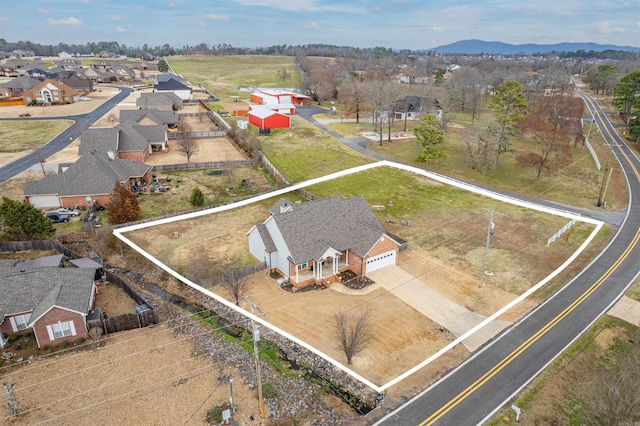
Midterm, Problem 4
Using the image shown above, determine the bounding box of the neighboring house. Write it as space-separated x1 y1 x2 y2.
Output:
134 61 158 71
79 66 107 83
247 196 400 287
59 74 93 94
24 150 151 208
119 109 180 130
0 266 96 349
24 79 79 105
11 49 36 58
0 75 41 97
137 92 183 111
154 77 192 100
23 67 57 79
154 73 187 84
54 59 82 70
79 120 169 162
247 109 291 130
392 96 443 121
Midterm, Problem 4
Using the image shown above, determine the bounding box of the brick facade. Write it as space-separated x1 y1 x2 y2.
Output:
32 307 89 349
0 312 32 338
117 150 147 162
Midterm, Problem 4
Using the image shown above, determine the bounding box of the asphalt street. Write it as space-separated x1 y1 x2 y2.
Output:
0 86 133 184
373 92 640 425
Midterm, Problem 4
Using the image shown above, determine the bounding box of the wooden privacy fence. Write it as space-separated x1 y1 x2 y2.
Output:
99 309 159 334
167 130 227 138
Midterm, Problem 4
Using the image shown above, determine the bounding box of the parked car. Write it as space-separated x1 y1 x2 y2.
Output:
78 96 92 101
52 208 81 217
46 213 70 223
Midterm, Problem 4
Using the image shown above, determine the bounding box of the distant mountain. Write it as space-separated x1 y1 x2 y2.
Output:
429 39 640 55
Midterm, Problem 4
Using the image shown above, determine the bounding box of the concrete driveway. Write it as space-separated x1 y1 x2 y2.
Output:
367 266 512 352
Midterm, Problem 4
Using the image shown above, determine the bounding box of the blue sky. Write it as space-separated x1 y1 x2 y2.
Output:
1 0 639 50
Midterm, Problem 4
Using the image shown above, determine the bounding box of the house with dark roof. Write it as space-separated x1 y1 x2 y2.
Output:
0 266 96 349
392 96 443 121
247 196 400 287
154 77 192 100
136 92 183 111
0 75 41 97
119 109 179 130
24 150 151 209
79 120 169 162
59 74 93 95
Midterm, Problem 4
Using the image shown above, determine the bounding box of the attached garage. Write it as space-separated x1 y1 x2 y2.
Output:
27 195 60 209
365 250 396 274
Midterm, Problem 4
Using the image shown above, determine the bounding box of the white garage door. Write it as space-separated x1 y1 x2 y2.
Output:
29 196 60 209
365 251 396 274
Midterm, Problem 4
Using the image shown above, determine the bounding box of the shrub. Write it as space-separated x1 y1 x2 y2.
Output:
59 341 69 349
189 187 206 207
206 404 230 423
76 337 85 345
7 334 18 343
262 382 278 398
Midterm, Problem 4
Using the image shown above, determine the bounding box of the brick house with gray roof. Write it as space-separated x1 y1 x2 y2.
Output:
247 196 400 287
136 92 184 111
79 120 169 162
0 266 96 348
24 150 151 209
119 109 179 130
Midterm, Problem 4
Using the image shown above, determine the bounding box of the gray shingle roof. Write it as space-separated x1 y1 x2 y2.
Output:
256 224 277 252
154 78 191 92
78 127 118 156
79 122 166 155
0 267 94 321
136 92 182 109
270 196 388 264
119 109 179 125
24 150 149 197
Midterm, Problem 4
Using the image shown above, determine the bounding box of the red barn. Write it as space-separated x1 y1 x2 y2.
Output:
248 109 290 130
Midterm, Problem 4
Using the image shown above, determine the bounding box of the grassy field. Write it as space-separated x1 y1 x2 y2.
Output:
168 55 298 103
0 120 74 151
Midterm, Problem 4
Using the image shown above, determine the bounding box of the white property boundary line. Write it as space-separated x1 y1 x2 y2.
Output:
113 161 604 393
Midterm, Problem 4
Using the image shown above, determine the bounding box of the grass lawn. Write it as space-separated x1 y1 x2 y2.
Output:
0 120 74 152
168 55 298 103
259 116 374 181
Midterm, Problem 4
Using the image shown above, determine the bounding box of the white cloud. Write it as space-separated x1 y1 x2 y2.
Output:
105 15 123 21
116 27 127 33
47 17 83 26
597 21 626 34
0 17 8 22
301 22 320 30
232 0 365 13
636 20 640 29
432 26 444 33
206 14 229 22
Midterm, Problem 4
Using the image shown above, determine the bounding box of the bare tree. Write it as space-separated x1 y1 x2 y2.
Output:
276 67 290 85
333 309 372 365
218 255 253 305
175 120 199 163
463 122 499 175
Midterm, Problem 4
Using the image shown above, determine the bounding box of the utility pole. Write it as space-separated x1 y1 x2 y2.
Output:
245 297 265 419
481 208 503 287
228 375 235 414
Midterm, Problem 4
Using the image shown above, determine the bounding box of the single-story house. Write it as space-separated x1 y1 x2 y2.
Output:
60 74 93 95
247 196 400 287
392 96 443 121
137 92 184 111
79 120 169 162
24 150 151 209
23 79 79 105
0 75 41 97
119 109 180 130
54 59 82 70
0 266 96 349
154 77 192 100
248 108 291 130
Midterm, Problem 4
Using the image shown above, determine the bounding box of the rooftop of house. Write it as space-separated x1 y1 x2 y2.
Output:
0 266 95 321
266 195 388 264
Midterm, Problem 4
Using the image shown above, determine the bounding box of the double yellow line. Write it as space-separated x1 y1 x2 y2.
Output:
420 97 640 426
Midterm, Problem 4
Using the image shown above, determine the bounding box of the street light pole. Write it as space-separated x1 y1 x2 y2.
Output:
228 375 235 414
481 208 503 287
245 297 265 419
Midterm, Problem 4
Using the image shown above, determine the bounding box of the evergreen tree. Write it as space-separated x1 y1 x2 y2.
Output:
0 197 55 240
189 187 206 207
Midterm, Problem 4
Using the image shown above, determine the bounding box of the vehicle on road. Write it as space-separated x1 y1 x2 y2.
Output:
45 213 70 223
51 208 81 217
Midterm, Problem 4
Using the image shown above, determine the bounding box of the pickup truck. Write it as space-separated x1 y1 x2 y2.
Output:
45 213 70 223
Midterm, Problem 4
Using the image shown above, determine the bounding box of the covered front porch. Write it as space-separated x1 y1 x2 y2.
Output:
291 249 351 286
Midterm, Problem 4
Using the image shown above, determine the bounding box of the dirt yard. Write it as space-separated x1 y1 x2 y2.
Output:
0 325 263 425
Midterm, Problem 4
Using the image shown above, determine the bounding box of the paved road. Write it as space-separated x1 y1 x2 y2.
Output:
372 93 640 425
0 86 134 184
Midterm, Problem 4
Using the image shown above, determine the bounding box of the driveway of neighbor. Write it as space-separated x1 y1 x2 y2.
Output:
366 266 512 352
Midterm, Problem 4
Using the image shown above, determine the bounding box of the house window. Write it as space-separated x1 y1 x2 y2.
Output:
296 263 308 271
35 90 41 95
13 314 31 331
52 321 73 338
